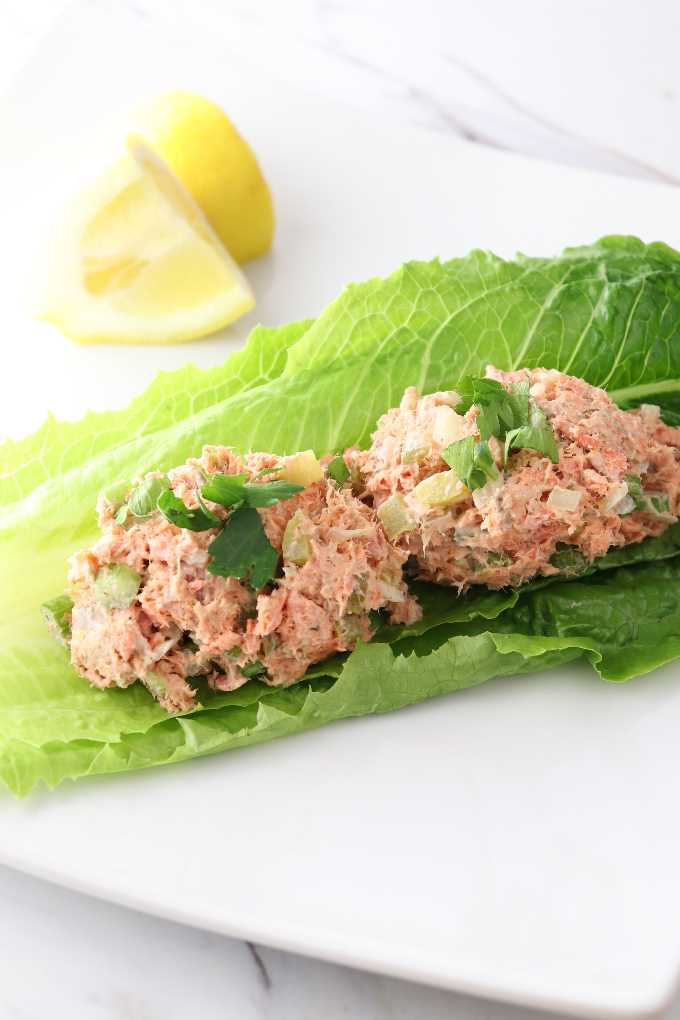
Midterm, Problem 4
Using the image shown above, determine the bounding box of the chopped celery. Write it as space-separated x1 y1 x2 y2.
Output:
413 471 469 508
127 475 170 519
282 510 312 565
41 594 74 646
401 431 428 464
377 493 416 539
626 475 671 515
99 480 129 509
143 672 168 699
94 563 141 609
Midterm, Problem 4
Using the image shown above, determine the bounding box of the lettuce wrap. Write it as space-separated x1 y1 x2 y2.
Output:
3 235 680 794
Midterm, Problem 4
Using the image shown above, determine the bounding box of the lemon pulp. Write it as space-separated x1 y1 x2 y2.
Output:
43 152 254 345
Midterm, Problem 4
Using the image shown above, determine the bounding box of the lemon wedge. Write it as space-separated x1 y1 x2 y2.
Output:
130 91 274 264
42 149 255 345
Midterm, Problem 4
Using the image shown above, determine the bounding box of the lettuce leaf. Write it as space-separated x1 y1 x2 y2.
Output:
6 554 678 796
0 634 588 796
0 319 313 507
3 236 680 795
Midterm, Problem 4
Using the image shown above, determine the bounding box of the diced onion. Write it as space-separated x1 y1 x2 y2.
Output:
432 390 461 408
332 527 375 540
401 430 429 464
432 404 468 448
616 495 636 516
280 450 323 485
472 476 504 509
149 636 180 663
413 471 469 508
639 404 661 422
377 493 416 539
399 387 419 412
602 481 628 512
547 487 582 512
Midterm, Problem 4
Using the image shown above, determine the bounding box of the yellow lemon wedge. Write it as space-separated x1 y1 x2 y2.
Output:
130 91 274 264
42 149 255 345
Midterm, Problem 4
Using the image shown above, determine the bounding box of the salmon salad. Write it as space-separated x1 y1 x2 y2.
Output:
57 447 418 713
44 366 680 713
350 365 680 590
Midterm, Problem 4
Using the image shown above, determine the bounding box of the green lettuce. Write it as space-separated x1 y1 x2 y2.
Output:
0 319 313 507
3 235 680 795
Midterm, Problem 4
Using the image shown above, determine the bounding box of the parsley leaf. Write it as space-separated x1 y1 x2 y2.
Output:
442 436 498 490
208 507 279 587
327 455 349 484
456 377 529 440
504 402 559 464
202 473 304 509
456 375 559 464
250 467 282 480
241 480 305 507
158 490 219 531
201 473 249 507
196 491 222 524
158 472 303 587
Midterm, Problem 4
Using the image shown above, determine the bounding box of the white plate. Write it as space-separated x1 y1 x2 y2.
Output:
3 5 680 1017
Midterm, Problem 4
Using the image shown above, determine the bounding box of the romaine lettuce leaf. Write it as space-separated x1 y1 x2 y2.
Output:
3 235 680 795
285 235 680 421
0 632 589 796
0 319 313 507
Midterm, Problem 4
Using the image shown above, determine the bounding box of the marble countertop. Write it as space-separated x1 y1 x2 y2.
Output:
3 2 680 1018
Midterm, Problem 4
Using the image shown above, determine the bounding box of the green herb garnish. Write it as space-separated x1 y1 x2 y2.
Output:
157 490 219 531
327 455 350 484
442 436 498 490
202 473 304 509
200 473 304 586
456 375 558 464
456 377 529 441
504 403 559 464
207 507 280 587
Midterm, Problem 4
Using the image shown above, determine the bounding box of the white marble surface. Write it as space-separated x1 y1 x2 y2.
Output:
0 864 625 1020
4 2 680 1018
